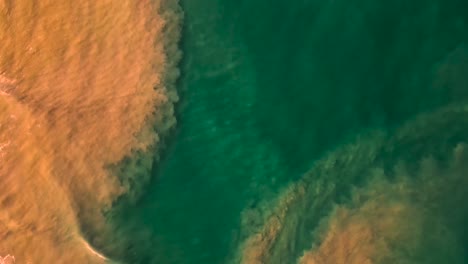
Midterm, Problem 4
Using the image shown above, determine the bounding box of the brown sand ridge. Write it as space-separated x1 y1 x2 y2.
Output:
0 0 181 262
299 152 468 264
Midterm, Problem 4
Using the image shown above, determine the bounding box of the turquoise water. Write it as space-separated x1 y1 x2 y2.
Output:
114 0 468 263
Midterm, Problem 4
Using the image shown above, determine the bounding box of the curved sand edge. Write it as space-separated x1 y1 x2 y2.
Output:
0 0 182 262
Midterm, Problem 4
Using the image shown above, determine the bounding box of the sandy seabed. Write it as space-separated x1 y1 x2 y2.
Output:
0 1 181 263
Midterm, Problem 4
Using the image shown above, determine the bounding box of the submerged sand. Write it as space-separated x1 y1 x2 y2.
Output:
0 0 181 262
237 105 468 264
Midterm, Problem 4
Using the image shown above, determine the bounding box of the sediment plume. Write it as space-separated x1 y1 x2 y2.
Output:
0 0 181 262
236 104 468 264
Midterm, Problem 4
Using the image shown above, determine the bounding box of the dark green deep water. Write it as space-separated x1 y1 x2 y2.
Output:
115 0 468 263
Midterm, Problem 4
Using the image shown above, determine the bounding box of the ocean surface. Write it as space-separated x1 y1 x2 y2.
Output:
2 0 468 263
115 0 468 263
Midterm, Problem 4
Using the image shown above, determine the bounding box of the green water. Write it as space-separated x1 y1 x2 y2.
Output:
116 0 468 263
